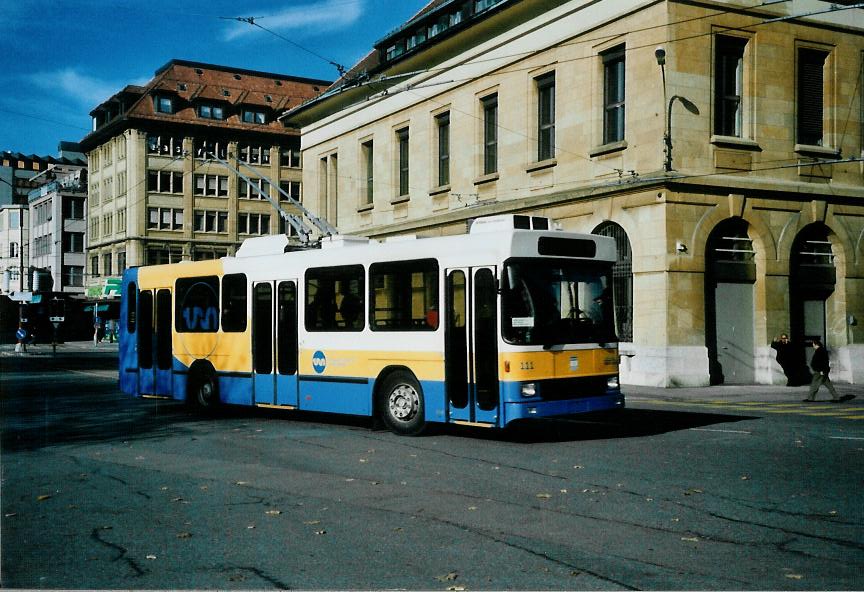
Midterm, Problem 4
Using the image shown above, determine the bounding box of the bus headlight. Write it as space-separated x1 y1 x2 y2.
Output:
521 383 537 397
607 376 620 390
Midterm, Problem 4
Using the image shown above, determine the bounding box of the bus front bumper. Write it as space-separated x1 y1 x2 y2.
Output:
502 392 625 425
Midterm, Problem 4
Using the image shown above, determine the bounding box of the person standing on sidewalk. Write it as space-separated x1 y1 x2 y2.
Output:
803 338 854 403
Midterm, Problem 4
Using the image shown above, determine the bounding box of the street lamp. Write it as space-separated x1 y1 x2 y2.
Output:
655 46 700 172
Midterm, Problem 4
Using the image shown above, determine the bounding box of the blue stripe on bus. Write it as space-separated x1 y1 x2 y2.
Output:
299 374 369 384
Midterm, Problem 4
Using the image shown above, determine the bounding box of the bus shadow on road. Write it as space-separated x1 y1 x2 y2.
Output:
461 408 758 443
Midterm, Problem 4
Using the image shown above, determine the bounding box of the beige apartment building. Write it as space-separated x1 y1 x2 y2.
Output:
79 60 330 292
284 0 864 386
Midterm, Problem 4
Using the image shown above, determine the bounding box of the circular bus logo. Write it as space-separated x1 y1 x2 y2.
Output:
312 350 327 374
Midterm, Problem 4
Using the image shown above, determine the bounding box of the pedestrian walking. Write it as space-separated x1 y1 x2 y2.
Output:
93 316 104 345
802 338 855 403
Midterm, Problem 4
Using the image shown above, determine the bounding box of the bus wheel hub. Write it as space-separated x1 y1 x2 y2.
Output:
389 385 418 421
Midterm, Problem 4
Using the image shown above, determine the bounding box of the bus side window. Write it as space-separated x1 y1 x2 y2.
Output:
306 265 364 332
370 258 438 331
222 273 248 332
127 283 137 333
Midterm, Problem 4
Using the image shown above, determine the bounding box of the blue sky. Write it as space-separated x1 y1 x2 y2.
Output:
0 0 428 156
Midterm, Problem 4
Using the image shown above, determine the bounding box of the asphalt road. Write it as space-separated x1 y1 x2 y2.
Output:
1 347 863 590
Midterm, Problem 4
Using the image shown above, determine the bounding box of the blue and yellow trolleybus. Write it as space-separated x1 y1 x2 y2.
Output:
119 214 624 435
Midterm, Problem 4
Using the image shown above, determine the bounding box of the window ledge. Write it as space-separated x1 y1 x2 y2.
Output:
710 135 762 151
526 158 557 173
390 195 410 205
473 172 499 186
795 144 840 159
429 184 451 196
357 203 374 213
589 140 627 158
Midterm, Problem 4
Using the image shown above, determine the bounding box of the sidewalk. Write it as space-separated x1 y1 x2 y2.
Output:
624 381 864 404
0 339 119 356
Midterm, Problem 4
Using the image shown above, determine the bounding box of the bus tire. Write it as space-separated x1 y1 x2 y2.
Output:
378 371 426 436
189 365 219 411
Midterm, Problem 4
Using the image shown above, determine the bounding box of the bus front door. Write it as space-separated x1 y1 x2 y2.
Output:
137 289 173 396
252 280 299 407
445 267 499 426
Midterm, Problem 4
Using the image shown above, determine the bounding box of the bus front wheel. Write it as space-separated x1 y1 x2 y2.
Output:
379 371 426 436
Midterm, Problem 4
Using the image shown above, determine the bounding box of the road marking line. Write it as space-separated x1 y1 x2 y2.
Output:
829 436 864 440
66 369 116 378
689 428 751 434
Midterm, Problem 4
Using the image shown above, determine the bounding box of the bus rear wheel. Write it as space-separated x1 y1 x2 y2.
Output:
379 371 426 436
190 366 219 411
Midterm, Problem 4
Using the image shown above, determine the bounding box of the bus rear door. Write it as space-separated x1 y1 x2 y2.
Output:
137 288 173 396
445 267 499 426
252 280 299 407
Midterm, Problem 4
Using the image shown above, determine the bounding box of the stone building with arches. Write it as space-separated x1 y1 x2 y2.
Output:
283 0 864 386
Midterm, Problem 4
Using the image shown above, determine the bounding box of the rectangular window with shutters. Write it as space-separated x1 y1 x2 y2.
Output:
715 36 747 137
436 113 450 186
482 95 498 175
396 128 409 197
797 47 828 146
602 46 625 144
536 73 555 161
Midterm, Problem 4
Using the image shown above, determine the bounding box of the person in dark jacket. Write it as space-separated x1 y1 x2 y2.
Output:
803 338 854 403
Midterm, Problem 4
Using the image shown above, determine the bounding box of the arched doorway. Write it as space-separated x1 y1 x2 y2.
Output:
593 222 633 342
790 223 835 364
705 218 756 384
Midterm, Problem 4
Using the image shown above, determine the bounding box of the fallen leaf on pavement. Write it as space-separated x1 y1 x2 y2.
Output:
436 572 458 582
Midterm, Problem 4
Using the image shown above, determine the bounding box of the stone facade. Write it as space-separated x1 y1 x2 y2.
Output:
287 0 863 386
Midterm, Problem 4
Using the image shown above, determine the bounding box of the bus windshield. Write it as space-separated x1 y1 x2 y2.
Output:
502 258 616 346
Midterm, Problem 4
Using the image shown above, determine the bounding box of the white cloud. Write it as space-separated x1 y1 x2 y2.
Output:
29 69 122 107
224 0 365 41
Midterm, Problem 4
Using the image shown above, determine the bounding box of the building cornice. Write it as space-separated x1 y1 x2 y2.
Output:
357 172 864 237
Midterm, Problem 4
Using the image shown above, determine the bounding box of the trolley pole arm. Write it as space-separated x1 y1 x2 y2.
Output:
208 153 338 239
204 153 321 243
